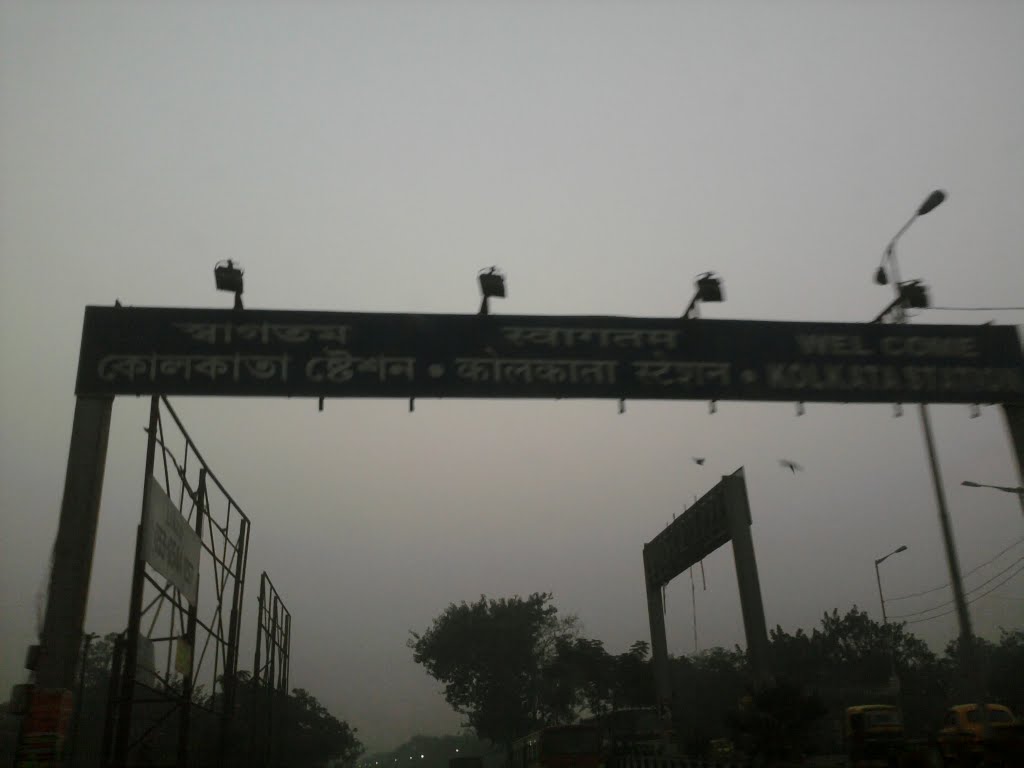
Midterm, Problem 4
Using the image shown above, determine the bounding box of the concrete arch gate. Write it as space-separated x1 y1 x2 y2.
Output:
25 305 1024 761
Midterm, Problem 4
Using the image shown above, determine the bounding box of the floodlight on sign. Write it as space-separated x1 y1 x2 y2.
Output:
479 267 506 298
478 267 506 314
899 280 929 309
683 272 725 319
696 272 724 303
214 260 244 310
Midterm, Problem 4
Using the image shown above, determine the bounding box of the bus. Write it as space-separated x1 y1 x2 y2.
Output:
509 724 604 768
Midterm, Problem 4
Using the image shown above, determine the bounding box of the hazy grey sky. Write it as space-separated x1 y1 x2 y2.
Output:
2 0 1023 752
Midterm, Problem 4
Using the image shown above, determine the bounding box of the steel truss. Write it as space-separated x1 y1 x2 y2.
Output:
103 396 251 767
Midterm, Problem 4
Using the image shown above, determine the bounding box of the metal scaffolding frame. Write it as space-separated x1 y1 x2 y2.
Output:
251 572 292 766
104 396 251 767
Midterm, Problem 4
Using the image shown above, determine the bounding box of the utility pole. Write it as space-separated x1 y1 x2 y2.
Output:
874 190 989 733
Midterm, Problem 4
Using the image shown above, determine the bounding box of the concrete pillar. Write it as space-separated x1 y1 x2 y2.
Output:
36 396 114 691
724 470 771 684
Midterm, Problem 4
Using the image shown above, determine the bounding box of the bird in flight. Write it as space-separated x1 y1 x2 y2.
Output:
692 457 706 466
779 459 803 474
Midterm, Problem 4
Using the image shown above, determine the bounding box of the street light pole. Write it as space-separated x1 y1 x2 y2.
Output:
874 545 908 625
875 190 989 731
875 562 887 623
961 480 1024 516
874 545 907 699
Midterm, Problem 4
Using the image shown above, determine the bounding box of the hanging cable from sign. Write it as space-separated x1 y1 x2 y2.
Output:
690 566 699 653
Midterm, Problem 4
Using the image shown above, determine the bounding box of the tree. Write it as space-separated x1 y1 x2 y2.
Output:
769 627 823 688
55 629 362 767
727 680 827 763
609 641 654 711
232 673 363 767
62 631 122 765
987 629 1024 712
768 607 943 738
943 628 1024 712
669 647 747 753
288 687 363 767
768 607 936 691
816 606 933 684
408 593 578 746
538 637 657 718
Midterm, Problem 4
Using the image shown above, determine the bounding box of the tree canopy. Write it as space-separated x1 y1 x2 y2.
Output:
408 593 576 745
49 630 362 767
408 593 659 746
410 595 1023 757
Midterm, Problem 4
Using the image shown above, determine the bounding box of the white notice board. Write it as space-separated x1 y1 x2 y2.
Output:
142 476 201 606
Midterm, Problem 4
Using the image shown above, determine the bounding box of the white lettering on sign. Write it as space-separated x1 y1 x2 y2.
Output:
142 477 201 606
174 321 351 346
764 363 1024 395
452 357 619 385
98 353 290 384
796 335 874 356
880 336 979 358
795 334 983 359
767 363 903 391
501 326 680 351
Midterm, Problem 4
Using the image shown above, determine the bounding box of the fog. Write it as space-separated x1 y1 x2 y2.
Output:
2 0 1022 752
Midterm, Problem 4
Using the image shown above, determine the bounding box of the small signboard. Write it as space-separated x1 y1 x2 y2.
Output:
136 634 158 689
644 469 747 587
142 477 201 606
175 637 193 676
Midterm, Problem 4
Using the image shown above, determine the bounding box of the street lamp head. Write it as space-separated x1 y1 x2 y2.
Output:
898 280 930 309
478 267 506 299
214 260 244 294
478 266 506 315
874 192 945 287
961 480 981 488
683 272 725 319
214 260 244 310
876 545 908 565
696 272 724 303
917 189 947 216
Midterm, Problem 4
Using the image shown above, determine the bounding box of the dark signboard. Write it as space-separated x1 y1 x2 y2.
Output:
76 306 1024 404
644 469 747 587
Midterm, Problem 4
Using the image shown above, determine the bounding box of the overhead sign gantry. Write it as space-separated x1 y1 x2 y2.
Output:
77 306 1023 403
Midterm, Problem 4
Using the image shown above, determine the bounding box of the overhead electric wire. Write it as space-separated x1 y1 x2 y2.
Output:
903 561 1024 626
890 556 1024 620
925 306 1024 312
886 536 1024 602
